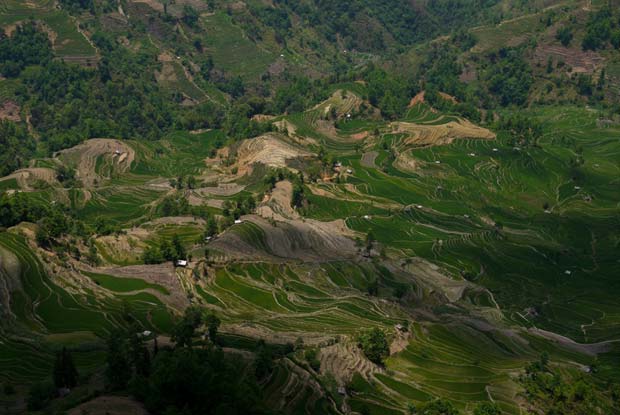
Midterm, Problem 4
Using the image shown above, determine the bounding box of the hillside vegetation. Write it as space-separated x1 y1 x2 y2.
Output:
1 0 620 414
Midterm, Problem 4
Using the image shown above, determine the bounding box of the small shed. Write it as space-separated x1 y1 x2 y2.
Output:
176 259 188 267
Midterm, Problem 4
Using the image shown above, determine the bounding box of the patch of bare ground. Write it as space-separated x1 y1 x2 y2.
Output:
390 119 495 147
68 396 149 415
95 228 149 264
223 323 333 346
55 138 135 187
408 91 426 107
145 216 206 226
218 133 313 176
0 100 21 122
189 128 211 134
252 114 276 122
0 167 60 190
130 0 164 12
350 131 369 140
360 151 378 168
438 92 458 103
212 214 358 262
390 329 412 355
528 328 617 356
256 180 298 220
145 177 173 190
319 340 382 385
238 133 313 171
197 183 246 197
534 44 604 74
402 258 473 303
212 182 359 262
97 263 189 311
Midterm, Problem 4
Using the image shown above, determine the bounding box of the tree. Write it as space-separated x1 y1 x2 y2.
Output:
182 5 199 27
367 278 379 296
357 328 389 365
27 381 56 411
205 313 221 342
416 399 461 415
556 27 573 47
53 347 78 389
105 330 131 391
365 231 375 253
0 121 36 176
172 306 203 347
304 348 321 371
171 234 186 261
254 341 274 379
474 402 501 415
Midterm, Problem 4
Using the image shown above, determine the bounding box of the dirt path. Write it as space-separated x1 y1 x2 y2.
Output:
68 396 149 415
528 328 618 356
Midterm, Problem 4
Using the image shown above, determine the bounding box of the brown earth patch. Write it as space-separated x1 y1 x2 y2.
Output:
390 119 495 147
350 131 369 140
1 167 59 190
234 133 313 175
319 340 382 385
438 92 458 104
252 114 276 122
408 91 426 107
68 396 149 415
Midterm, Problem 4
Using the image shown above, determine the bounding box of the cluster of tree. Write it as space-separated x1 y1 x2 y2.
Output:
556 26 574 47
486 48 533 107
270 75 330 115
27 347 79 411
582 6 620 51
59 0 96 13
0 24 194 156
365 67 416 119
0 121 36 176
104 307 270 415
425 89 482 122
0 190 87 242
248 4 292 43
0 22 53 78
405 399 500 415
356 327 389 365
497 114 543 147
520 353 620 414
222 195 257 219
271 0 500 52
142 234 187 264
157 194 210 219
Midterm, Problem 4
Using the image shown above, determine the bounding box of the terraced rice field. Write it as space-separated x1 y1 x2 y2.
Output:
0 233 174 384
